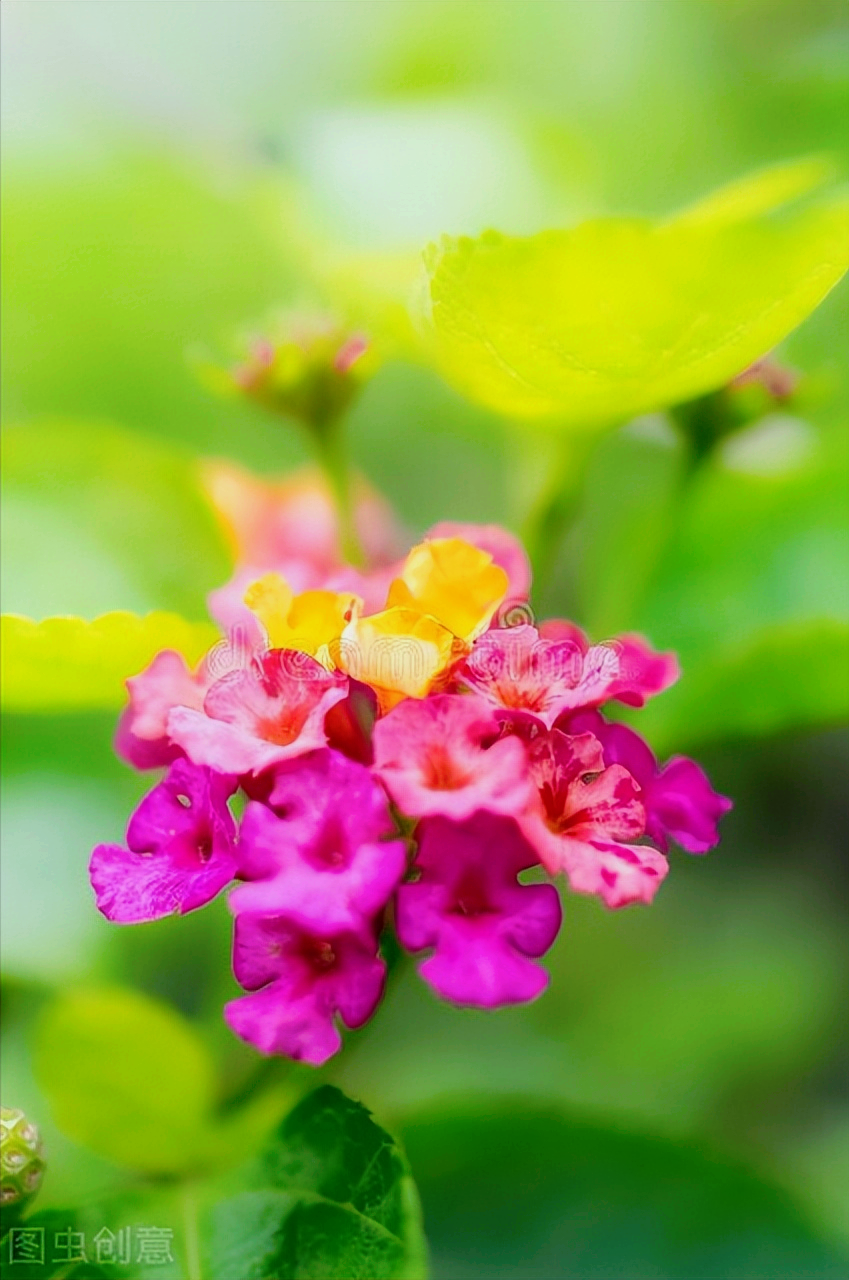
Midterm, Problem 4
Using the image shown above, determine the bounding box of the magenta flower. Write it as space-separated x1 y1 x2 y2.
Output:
372 694 532 821
167 649 347 777
89 495 731 1064
225 911 386 1065
520 729 667 908
562 710 732 853
395 814 562 1007
89 759 238 922
229 750 407 931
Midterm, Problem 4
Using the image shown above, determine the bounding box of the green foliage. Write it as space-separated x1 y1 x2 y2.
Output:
0 157 297 458
208 1086 427 1280
34 988 218 1176
0 612 218 713
1 421 230 620
415 168 849 426
571 417 849 749
400 1102 848 1280
1 1207 110 1278
638 618 849 753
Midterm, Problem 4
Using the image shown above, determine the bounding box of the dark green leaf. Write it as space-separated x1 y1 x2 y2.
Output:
207 1086 427 1280
399 1102 848 1280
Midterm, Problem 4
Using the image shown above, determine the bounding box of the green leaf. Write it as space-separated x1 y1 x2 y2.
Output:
0 155 299 457
415 174 849 425
0 612 218 713
673 155 838 227
34 988 217 1176
1 421 230 620
208 1086 427 1280
399 1103 847 1280
1 1207 111 1278
569 411 849 748
636 618 849 754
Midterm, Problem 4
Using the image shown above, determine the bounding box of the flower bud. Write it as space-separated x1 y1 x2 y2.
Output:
199 314 374 432
1 1107 46 1210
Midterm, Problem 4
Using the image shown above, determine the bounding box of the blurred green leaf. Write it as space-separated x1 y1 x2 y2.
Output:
1 421 230 619
399 1102 848 1280
34 988 217 1176
637 618 849 752
0 156 299 461
1 612 217 713
570 410 849 748
208 1086 427 1280
415 176 849 424
674 155 838 227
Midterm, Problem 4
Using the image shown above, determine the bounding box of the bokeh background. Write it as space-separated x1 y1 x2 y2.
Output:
2 2 848 1277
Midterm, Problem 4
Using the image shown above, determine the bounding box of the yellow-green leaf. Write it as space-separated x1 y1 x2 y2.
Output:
415 170 849 426
0 611 218 712
34 987 217 1176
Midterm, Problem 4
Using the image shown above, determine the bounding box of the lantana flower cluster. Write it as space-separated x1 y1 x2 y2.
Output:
91 469 730 1065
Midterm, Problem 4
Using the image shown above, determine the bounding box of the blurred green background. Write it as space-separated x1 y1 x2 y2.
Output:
2 2 848 1277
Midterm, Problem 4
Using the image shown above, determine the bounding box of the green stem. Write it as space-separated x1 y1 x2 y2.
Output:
314 417 364 568
519 428 599 602
181 1182 203 1280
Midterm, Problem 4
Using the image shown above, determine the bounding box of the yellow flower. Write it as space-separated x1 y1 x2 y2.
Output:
244 574 360 669
337 608 465 714
386 538 508 643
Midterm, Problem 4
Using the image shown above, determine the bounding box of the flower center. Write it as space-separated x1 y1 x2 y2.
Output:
422 746 472 791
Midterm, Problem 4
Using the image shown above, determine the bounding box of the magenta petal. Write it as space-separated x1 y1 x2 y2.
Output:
229 800 406 932
89 760 238 922
605 634 679 707
90 843 235 922
419 921 551 1007
648 756 733 853
225 983 342 1065
396 814 562 1009
229 750 406 930
561 711 731 855
226 912 386 1063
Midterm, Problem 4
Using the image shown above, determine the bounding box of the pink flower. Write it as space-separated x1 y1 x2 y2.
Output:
167 649 347 777
460 624 679 727
229 751 407 931
458 624 620 727
539 622 679 707
89 760 238 922
204 462 405 631
520 730 667 908
562 710 732 853
372 693 532 821
224 911 386 1065
395 814 562 1007
115 650 210 769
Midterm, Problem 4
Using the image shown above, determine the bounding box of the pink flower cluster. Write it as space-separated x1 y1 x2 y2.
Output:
91 478 730 1065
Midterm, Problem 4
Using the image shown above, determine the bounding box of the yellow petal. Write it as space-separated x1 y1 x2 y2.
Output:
245 574 360 667
337 607 467 713
387 537 508 642
244 573 296 647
